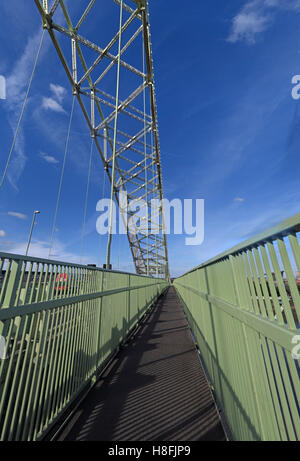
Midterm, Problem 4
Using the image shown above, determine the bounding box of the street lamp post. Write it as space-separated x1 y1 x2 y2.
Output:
25 210 40 257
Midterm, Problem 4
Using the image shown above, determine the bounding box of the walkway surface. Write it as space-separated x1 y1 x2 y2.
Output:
60 287 226 441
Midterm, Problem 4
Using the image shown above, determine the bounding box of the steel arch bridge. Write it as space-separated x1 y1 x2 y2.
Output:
0 0 299 444
35 0 169 279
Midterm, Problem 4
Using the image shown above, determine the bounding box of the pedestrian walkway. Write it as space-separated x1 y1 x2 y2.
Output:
59 287 226 441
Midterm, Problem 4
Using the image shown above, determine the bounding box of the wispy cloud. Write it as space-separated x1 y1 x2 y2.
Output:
4 29 48 189
41 83 67 113
228 0 300 44
170 189 300 276
0 230 6 237
42 97 65 113
50 83 66 104
228 4 271 44
1 238 91 265
234 197 245 203
39 152 59 164
8 211 27 220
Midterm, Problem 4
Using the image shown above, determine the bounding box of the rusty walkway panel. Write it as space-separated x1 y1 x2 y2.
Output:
59 287 225 441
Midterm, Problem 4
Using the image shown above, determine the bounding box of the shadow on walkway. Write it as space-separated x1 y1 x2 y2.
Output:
60 287 226 441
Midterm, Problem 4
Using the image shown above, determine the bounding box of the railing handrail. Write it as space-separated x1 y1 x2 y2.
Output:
0 250 169 440
178 212 300 277
0 251 163 280
174 213 300 441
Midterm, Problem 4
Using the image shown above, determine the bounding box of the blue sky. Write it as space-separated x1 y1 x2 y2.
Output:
0 0 300 277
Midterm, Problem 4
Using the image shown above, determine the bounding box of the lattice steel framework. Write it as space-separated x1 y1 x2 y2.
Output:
34 0 169 278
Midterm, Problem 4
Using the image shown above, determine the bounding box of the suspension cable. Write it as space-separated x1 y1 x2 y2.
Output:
48 95 75 258
151 129 158 278
106 0 123 268
80 138 94 263
99 166 106 268
0 29 45 190
142 33 149 276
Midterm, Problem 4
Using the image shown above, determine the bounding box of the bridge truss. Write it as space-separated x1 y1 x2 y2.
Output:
34 0 169 278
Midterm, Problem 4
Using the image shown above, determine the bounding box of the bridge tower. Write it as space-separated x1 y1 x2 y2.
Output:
34 0 169 278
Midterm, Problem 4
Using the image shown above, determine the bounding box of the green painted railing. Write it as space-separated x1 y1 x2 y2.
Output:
174 213 300 441
0 252 168 441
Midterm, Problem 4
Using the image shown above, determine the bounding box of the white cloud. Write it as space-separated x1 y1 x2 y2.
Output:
50 83 66 103
8 211 27 220
41 84 67 113
171 189 300 275
42 97 65 113
228 0 300 44
4 29 48 189
39 152 59 164
234 197 245 202
0 230 6 237
228 9 270 44
2 239 91 265
1 10 65 189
